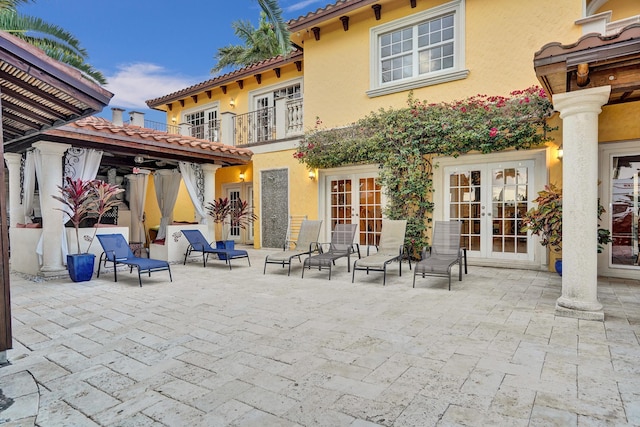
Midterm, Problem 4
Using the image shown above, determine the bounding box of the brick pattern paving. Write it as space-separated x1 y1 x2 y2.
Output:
1 248 639 426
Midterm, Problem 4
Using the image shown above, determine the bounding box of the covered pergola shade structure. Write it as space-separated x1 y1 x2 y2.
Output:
533 24 640 320
0 31 113 357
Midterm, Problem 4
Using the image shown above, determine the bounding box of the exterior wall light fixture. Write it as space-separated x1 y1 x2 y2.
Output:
239 172 245 181
229 98 236 108
557 144 563 160
308 170 316 180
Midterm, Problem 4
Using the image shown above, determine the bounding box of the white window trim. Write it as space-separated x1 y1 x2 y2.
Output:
367 0 468 98
181 102 220 123
248 77 303 110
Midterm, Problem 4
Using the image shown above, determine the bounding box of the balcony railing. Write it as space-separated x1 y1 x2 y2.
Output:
144 119 180 135
233 107 276 146
156 98 303 147
286 98 304 134
189 119 221 142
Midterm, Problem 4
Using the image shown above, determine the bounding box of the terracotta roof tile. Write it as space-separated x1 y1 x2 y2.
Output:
68 116 253 159
146 49 304 107
287 0 378 31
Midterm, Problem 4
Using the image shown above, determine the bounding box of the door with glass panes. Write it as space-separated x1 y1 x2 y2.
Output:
445 161 534 260
326 174 383 248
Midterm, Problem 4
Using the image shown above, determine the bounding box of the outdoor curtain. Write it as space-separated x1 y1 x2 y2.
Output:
126 172 150 244
22 150 36 224
35 148 103 264
153 169 182 241
178 162 207 223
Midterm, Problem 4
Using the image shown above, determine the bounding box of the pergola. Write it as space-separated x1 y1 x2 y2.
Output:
0 31 113 359
534 24 640 319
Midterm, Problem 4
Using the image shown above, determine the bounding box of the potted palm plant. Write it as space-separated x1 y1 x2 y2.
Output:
205 197 257 256
53 177 124 282
520 183 612 276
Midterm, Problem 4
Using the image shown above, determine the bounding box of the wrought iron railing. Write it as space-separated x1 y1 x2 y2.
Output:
189 119 221 142
233 107 276 146
143 119 180 135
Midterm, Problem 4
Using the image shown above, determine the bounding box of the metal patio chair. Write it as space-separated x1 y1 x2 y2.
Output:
413 221 463 290
352 219 410 286
264 220 322 275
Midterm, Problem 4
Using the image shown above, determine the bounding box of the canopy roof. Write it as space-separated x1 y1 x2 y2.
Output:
0 31 113 145
534 24 640 104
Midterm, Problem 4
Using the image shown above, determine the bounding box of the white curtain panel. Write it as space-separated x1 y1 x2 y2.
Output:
65 148 103 181
126 173 150 244
178 161 207 222
153 169 182 241
22 150 35 223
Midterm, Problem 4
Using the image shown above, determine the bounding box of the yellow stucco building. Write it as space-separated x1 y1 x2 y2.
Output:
147 0 640 297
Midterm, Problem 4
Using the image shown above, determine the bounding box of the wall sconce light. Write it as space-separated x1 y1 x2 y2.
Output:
171 116 176 123
239 172 245 181
557 144 563 160
308 170 316 180
229 98 236 108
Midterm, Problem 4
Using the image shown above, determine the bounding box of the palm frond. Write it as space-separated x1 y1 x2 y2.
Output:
257 0 290 55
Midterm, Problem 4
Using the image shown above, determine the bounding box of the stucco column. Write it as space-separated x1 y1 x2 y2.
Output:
33 141 71 273
201 163 221 240
4 153 22 228
552 86 611 321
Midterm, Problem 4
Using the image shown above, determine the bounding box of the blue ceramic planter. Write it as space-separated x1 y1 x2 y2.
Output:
554 259 563 277
67 253 95 282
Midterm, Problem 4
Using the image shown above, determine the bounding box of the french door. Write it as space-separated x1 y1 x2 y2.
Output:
255 95 272 142
444 161 534 260
325 173 383 247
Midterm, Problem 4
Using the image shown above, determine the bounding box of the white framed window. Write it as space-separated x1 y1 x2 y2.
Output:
183 104 220 142
368 0 468 98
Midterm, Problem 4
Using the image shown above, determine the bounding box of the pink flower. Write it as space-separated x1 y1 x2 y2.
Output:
489 127 498 138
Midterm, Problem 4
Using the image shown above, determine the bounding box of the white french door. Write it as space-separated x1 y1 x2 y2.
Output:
255 95 272 142
325 172 383 247
444 160 535 261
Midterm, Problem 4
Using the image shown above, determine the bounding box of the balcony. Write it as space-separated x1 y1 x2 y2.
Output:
163 97 303 147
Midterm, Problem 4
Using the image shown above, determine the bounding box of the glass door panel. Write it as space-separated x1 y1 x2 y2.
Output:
327 174 383 246
446 161 534 260
611 154 640 266
358 177 382 246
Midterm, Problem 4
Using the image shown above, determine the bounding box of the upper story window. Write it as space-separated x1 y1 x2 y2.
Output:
368 0 468 98
184 107 219 142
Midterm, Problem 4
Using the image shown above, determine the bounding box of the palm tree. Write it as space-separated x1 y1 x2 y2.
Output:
212 0 291 73
212 12 287 73
0 2 106 84
257 0 289 55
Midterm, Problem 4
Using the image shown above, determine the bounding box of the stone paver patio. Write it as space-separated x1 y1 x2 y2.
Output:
1 247 639 426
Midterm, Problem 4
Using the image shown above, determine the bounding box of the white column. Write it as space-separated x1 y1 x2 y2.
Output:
201 163 221 240
220 112 236 146
275 97 287 139
33 141 71 273
4 153 22 228
552 86 611 321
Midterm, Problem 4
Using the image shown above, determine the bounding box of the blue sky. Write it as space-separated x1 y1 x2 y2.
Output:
22 0 326 123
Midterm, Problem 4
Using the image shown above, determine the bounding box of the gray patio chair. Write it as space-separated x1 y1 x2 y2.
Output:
302 223 360 280
413 221 463 290
352 219 409 286
264 219 322 275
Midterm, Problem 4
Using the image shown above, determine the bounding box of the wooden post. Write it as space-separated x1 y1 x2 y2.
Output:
0 89 13 358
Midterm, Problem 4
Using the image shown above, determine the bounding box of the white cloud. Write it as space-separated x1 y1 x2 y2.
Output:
285 0 323 13
103 63 200 110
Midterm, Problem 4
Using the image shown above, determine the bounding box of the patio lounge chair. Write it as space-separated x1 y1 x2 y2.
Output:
302 223 359 280
96 233 172 287
264 220 322 275
181 229 250 270
413 221 462 290
352 219 409 286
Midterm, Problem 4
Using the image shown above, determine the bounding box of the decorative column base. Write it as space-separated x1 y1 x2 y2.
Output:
555 297 604 321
